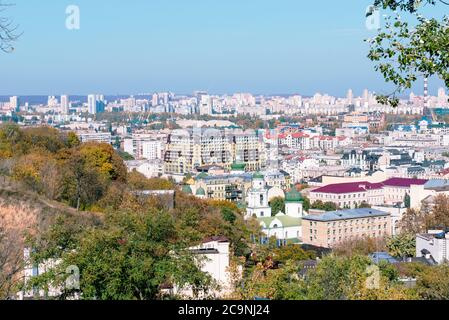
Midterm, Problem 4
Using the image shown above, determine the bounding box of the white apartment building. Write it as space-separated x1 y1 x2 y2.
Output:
77 131 111 144
416 231 449 264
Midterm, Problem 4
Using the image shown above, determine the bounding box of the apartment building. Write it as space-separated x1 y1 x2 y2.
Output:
302 208 391 248
309 178 428 208
77 131 111 144
309 181 385 208
164 128 265 175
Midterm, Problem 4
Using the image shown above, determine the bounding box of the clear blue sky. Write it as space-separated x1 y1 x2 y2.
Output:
0 0 444 96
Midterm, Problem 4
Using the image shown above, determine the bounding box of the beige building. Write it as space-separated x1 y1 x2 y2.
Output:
302 208 391 248
164 128 265 175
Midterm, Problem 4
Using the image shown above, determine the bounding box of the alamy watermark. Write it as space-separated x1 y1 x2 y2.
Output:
365 5 381 31
66 5 80 30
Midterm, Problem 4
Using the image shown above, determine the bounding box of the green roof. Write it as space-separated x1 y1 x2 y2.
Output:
253 172 264 180
231 162 247 171
182 185 192 194
196 187 206 196
196 172 208 180
258 215 302 228
285 187 303 203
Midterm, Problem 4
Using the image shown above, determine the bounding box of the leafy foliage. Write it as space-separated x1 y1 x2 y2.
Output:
269 197 285 216
368 0 449 105
386 233 416 258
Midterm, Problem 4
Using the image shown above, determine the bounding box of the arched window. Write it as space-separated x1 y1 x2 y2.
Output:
260 194 264 205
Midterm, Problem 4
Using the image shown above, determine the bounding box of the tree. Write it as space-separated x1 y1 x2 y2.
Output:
302 255 414 300
427 194 449 228
404 193 411 209
269 197 285 216
0 2 21 53
415 264 449 300
358 201 372 209
28 210 214 300
368 0 449 106
333 237 387 258
399 208 429 234
386 233 416 258
272 245 315 265
236 261 306 300
311 200 338 212
0 225 22 299
302 196 311 212
127 171 174 190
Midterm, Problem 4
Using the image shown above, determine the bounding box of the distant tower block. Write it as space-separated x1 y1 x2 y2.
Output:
424 77 429 108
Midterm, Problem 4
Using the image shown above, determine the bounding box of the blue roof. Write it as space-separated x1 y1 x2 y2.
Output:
302 208 389 222
369 252 399 264
424 179 449 189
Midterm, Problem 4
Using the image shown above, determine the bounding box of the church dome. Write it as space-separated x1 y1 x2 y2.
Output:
182 185 192 194
196 187 206 196
285 187 303 203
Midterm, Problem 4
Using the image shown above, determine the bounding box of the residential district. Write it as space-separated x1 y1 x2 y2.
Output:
2 86 449 299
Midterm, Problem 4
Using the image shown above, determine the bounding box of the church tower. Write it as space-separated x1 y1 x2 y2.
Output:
246 172 271 219
285 186 304 218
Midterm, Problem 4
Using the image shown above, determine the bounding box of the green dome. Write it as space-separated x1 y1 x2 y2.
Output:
182 185 192 194
285 187 303 203
196 172 208 180
253 172 264 180
231 162 246 171
196 187 206 196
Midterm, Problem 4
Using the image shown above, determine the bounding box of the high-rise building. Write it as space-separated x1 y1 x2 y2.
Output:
88 94 96 114
199 95 212 115
9 96 19 112
87 94 105 115
152 93 159 106
363 89 369 104
438 87 447 106
48 96 58 107
346 89 353 105
61 95 70 115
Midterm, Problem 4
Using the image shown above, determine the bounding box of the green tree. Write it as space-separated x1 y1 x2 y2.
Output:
386 233 416 258
415 264 449 300
269 197 285 216
29 210 214 300
404 193 411 209
368 0 449 106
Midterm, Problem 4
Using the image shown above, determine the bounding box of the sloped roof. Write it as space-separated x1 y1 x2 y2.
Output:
259 215 302 228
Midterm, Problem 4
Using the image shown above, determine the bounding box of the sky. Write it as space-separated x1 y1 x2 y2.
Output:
0 0 445 96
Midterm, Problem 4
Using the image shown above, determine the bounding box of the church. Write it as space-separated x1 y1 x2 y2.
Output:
246 173 306 242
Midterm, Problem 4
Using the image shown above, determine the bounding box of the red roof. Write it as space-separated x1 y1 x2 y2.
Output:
311 181 383 194
278 132 310 139
311 178 428 195
382 178 427 187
